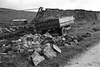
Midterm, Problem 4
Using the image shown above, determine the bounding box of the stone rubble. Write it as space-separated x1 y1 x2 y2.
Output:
0 31 91 66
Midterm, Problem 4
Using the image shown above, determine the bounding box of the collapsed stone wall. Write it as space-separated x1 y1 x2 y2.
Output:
35 8 97 22
74 9 97 21
96 12 100 20
35 9 74 22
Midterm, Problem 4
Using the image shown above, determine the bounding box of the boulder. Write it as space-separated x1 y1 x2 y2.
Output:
31 51 45 66
43 43 57 59
44 32 52 38
64 43 70 46
52 45 61 53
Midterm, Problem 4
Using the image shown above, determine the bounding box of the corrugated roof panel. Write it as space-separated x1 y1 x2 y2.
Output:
59 16 74 23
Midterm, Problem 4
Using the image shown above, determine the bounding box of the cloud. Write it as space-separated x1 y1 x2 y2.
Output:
76 0 100 11
0 0 100 11
0 0 22 9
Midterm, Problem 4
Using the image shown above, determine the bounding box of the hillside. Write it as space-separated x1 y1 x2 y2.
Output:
0 8 100 25
1 8 100 67
0 8 36 26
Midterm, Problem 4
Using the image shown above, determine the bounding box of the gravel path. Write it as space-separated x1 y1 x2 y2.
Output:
64 42 100 67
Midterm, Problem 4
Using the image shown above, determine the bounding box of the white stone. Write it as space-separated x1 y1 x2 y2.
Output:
43 44 57 59
32 51 45 66
53 45 61 53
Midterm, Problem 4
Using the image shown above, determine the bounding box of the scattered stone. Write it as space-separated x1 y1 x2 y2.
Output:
43 43 57 59
52 45 61 53
64 43 70 46
44 32 52 38
31 51 45 66
1 32 82 66
73 39 78 44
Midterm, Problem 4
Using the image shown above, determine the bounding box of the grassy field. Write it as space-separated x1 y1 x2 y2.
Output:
0 8 36 27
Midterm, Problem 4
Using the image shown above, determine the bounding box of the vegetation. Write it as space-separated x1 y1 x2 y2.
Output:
0 8 100 67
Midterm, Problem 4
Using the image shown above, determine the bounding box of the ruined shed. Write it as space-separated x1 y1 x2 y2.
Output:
11 19 28 26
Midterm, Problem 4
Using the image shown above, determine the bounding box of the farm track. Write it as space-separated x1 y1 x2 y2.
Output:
64 41 100 67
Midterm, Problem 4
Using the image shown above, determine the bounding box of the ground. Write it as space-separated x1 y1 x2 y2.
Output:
64 39 100 67
13 20 100 67
0 8 100 67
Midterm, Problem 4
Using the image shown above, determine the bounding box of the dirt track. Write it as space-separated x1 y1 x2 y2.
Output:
64 42 100 67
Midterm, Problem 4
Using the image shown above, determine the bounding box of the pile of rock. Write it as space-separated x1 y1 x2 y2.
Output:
35 8 97 23
1 32 91 66
0 25 35 39
1 33 62 66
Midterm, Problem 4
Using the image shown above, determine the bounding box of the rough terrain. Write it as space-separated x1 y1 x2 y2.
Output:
64 41 100 67
0 7 100 67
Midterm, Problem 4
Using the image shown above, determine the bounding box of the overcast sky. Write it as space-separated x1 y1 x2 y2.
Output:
0 0 100 11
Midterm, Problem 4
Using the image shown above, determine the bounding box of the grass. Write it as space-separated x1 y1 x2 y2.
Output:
0 20 100 67
1 14 100 67
21 20 100 67
0 8 36 27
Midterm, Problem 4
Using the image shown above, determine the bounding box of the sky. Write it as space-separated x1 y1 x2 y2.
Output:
0 0 100 11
